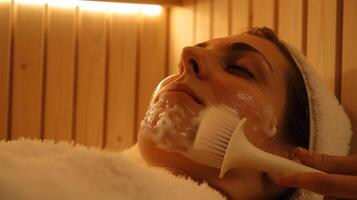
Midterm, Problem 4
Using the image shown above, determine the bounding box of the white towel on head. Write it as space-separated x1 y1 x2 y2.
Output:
283 43 353 200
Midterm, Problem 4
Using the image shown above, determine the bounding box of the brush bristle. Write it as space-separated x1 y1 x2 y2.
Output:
192 105 240 169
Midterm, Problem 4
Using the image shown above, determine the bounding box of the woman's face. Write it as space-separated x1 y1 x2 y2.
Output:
138 33 295 200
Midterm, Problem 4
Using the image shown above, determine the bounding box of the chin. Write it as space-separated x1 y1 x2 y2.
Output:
137 134 219 182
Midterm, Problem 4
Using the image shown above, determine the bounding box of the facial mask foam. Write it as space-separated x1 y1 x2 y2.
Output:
140 89 278 157
140 95 204 153
233 91 278 140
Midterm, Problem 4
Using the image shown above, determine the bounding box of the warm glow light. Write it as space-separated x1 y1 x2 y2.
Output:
14 0 162 15
15 0 46 5
47 0 78 8
0 0 9 3
78 1 161 15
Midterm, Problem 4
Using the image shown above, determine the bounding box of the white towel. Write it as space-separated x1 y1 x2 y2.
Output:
0 139 225 200
283 43 353 200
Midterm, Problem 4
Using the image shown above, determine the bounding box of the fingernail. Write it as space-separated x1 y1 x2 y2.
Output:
269 174 282 182
292 148 300 159
272 175 289 185
295 147 313 159
292 156 301 163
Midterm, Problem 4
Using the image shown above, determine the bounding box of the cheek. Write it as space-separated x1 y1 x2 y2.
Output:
208 76 278 145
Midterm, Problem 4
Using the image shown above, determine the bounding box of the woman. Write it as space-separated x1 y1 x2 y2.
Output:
137 27 353 200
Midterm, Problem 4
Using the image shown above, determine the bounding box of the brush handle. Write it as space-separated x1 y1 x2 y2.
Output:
220 119 324 178
239 145 323 176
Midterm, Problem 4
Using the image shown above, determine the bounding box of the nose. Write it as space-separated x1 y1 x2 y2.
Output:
180 46 206 79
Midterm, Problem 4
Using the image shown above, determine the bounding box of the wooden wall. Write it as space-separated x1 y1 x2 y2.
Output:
0 0 167 151
0 0 356 153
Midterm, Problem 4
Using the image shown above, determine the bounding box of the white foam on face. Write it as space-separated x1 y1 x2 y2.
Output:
235 92 278 139
269 126 277 137
141 90 277 157
140 96 204 153
259 105 278 138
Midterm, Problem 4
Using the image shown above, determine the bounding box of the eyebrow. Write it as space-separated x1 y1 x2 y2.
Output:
230 42 273 72
195 42 208 48
230 42 258 52
195 42 273 72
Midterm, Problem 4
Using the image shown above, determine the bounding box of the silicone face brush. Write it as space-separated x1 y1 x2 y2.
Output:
192 105 323 178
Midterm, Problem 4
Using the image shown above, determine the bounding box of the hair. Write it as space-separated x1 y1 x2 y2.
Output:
246 27 310 199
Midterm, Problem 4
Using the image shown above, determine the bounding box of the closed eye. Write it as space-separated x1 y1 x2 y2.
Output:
225 64 255 79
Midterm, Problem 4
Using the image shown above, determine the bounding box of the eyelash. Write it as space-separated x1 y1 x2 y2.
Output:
225 64 255 78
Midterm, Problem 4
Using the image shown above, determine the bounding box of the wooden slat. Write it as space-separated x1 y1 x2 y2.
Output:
252 0 275 30
105 13 138 151
278 0 304 51
212 0 229 38
75 9 106 147
194 0 211 43
341 0 357 154
0 0 12 140
168 0 194 74
306 0 338 93
137 9 167 134
11 3 45 139
44 6 76 142
93 0 182 6
231 0 250 35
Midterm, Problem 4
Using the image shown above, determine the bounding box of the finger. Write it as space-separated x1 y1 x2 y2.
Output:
323 197 350 200
293 147 357 174
324 197 352 200
270 172 357 199
323 197 343 200
323 197 338 200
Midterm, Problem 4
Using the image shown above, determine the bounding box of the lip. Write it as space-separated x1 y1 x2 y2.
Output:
165 85 204 105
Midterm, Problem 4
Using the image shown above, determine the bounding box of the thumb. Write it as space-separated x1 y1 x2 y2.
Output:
323 197 342 200
292 147 357 174
293 147 337 173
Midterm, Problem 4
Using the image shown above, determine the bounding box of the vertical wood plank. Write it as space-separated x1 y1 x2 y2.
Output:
11 2 45 139
212 0 229 38
194 0 211 43
105 13 137 151
252 0 275 30
278 0 305 51
341 0 357 154
168 0 195 74
137 10 167 134
75 9 106 147
0 0 12 140
307 0 338 93
231 0 250 35
44 6 76 142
